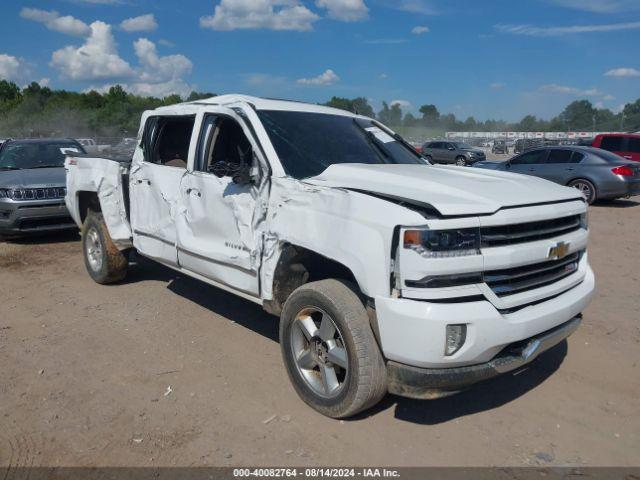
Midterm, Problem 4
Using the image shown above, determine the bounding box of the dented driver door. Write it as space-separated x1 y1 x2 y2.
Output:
175 110 262 297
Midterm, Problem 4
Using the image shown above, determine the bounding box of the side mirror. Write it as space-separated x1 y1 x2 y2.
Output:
448 146 455 151
232 162 254 185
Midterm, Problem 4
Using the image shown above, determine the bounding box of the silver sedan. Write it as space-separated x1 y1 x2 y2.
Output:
473 146 640 204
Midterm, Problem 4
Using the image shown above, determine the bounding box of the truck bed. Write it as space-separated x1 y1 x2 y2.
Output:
65 155 133 249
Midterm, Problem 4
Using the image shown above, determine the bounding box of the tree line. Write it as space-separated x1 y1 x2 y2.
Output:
0 80 639 139
323 96 640 133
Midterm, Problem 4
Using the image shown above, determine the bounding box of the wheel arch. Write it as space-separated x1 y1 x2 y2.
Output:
77 190 101 225
263 243 362 316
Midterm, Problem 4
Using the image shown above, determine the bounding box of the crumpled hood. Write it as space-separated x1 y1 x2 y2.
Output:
305 163 583 216
0 167 66 189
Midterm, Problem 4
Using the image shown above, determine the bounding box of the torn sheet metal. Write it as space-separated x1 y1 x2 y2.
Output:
65 156 133 250
258 176 425 300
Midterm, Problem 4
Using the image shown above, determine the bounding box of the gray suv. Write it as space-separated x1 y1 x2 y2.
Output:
422 141 486 166
0 139 85 238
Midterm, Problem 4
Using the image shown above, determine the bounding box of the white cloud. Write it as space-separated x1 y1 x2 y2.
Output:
538 84 608 97
297 69 339 86
74 0 123 4
315 0 368 21
605 67 640 78
390 99 411 109
545 0 640 13
158 39 175 47
134 38 192 84
603 94 616 100
490 82 506 89
385 0 438 15
594 101 604 109
495 21 640 36
378 73 388 79
245 72 287 86
20 8 91 37
0 54 29 82
411 25 429 34
50 21 134 80
120 14 158 33
200 0 320 31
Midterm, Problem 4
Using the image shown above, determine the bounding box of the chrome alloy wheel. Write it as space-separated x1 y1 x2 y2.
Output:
571 180 594 203
85 227 103 272
290 307 349 398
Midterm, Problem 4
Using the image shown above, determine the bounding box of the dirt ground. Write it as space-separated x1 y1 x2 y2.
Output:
1 195 639 467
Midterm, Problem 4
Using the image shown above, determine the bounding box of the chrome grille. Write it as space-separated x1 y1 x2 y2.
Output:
485 251 582 297
8 187 66 201
481 215 581 248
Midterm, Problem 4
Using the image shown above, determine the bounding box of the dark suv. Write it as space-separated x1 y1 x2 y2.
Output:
0 138 85 238
492 140 508 154
421 141 486 166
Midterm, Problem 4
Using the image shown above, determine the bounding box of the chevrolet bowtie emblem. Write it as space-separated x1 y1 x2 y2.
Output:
549 241 570 260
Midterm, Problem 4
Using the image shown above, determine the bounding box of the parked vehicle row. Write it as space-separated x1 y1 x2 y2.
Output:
473 146 640 204
62 94 595 418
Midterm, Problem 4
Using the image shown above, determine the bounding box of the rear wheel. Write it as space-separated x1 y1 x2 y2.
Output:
568 179 597 204
455 156 467 166
423 154 433 163
280 279 387 418
82 210 128 284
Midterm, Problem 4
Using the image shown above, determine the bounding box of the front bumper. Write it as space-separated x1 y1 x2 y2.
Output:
0 199 75 236
387 316 581 399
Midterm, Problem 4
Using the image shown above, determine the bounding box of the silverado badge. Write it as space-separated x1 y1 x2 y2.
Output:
549 241 570 260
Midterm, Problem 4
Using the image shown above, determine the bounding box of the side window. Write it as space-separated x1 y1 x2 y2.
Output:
196 115 253 177
570 151 585 163
429 142 441 149
511 149 547 165
600 136 624 152
142 115 195 169
628 137 640 153
546 149 573 164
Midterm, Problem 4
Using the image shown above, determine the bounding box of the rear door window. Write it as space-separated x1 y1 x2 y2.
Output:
546 149 574 164
600 136 625 152
142 115 196 169
628 137 640 153
511 149 547 165
570 151 585 163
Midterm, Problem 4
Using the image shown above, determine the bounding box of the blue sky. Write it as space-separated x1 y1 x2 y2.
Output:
0 0 639 121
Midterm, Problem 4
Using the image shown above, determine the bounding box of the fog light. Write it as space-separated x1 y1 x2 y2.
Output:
445 324 467 356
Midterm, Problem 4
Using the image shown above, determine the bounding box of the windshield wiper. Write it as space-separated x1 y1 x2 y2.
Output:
0 166 20 170
352 119 390 162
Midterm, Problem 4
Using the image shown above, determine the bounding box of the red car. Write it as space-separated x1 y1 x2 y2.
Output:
592 133 640 162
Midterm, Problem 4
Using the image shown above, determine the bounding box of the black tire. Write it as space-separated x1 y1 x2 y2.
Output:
280 279 387 418
568 178 597 204
455 156 467 166
423 154 433 163
82 210 128 284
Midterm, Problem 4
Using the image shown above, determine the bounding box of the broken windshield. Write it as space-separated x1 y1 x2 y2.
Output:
257 110 425 179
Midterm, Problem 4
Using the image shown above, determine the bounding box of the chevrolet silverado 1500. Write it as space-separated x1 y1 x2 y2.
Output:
65 95 595 418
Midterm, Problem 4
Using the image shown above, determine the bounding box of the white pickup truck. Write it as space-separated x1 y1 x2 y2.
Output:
66 95 595 418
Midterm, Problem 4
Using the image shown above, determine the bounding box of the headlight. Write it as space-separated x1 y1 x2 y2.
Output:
0 189 8 198
467 152 476 156
404 228 480 258
580 211 588 229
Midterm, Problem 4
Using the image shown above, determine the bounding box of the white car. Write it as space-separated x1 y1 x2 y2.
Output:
65 95 595 418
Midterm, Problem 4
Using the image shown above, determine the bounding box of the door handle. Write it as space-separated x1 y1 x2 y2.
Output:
186 188 202 197
566 167 575 171
136 179 151 186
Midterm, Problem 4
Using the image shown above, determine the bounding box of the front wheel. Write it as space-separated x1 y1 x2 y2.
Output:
82 210 128 284
568 179 597 204
455 156 467 166
280 279 387 418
